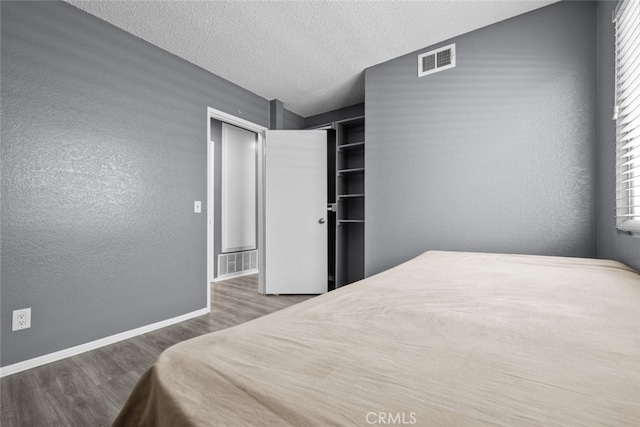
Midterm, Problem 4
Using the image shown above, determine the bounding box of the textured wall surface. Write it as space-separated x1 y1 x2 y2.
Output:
1 1 269 366
65 0 559 117
365 1 597 276
596 1 640 272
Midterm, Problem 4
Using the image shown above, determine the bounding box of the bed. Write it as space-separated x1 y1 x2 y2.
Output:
113 251 640 426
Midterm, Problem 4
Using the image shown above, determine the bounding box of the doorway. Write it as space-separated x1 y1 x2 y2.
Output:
206 107 329 307
207 107 267 310
214 122 258 280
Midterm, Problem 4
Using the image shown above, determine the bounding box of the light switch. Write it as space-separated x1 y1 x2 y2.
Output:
194 201 201 213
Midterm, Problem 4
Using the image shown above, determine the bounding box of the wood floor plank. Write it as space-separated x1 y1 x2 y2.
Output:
73 339 159 387
97 371 142 411
3 275 318 426
136 317 217 354
158 322 206 343
137 327 183 354
181 315 225 336
32 358 120 426
104 340 160 376
0 371 62 427
70 345 129 386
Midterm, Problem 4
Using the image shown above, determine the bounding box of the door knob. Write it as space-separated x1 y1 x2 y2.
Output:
318 218 326 224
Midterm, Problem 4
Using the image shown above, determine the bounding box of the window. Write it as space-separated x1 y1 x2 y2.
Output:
614 0 640 233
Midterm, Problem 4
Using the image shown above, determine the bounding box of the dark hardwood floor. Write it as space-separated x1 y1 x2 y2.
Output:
0 275 314 426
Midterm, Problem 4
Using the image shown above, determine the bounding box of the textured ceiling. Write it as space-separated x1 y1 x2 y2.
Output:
65 0 559 117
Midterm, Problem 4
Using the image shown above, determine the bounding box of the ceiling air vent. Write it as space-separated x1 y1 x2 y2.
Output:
418 44 456 77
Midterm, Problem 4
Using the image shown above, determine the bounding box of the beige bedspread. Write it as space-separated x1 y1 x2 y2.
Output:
113 251 640 426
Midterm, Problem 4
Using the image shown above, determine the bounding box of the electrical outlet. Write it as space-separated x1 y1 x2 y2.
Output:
12 308 31 331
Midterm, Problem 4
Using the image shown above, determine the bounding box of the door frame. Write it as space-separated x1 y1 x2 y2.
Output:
207 107 267 308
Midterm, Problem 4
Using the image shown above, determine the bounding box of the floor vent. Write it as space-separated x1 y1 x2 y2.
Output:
217 250 258 279
418 43 456 77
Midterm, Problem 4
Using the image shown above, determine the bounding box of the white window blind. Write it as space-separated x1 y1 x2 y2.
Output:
614 0 640 232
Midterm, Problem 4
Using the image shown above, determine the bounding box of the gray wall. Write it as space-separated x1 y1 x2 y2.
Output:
283 108 305 130
270 99 305 130
1 1 269 366
364 1 597 276
596 0 640 272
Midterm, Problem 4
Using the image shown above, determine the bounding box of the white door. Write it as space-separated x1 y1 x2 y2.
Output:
263 130 327 294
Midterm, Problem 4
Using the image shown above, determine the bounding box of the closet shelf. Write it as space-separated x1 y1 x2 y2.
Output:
333 116 366 289
337 167 365 175
338 142 365 151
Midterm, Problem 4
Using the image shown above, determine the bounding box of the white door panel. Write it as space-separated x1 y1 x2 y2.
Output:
264 130 327 294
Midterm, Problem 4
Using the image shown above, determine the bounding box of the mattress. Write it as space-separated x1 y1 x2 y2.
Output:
113 251 640 426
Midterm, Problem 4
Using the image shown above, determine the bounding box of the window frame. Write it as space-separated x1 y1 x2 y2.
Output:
613 0 640 233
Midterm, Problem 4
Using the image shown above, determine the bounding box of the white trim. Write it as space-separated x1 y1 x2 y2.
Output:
613 0 640 231
0 307 208 378
618 218 640 234
207 107 267 134
207 139 215 285
257 133 266 294
213 269 259 282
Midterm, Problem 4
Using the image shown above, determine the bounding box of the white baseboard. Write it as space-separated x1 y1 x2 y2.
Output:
0 307 210 378
213 268 259 282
